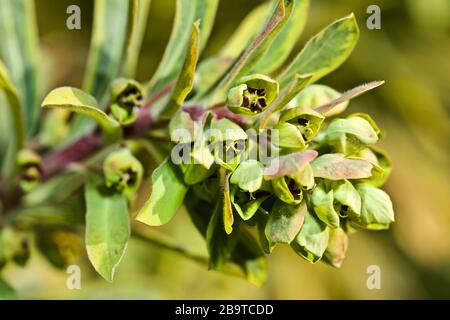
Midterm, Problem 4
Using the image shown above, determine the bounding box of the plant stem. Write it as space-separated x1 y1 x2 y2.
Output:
132 227 208 265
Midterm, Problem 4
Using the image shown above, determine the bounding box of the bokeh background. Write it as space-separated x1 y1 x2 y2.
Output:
3 0 450 299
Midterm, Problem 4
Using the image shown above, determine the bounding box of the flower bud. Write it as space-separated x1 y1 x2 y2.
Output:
110 78 143 125
103 148 143 200
227 74 279 115
279 107 324 142
17 149 42 192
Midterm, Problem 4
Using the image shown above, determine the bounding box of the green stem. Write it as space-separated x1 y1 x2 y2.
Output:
131 227 208 265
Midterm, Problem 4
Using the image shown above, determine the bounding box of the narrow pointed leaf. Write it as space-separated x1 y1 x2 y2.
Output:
83 0 130 101
0 60 25 151
315 81 384 115
209 0 294 104
223 173 234 235
69 0 131 141
0 0 39 133
123 0 152 77
85 178 130 282
279 13 359 87
147 0 218 97
220 2 270 58
136 158 188 226
251 0 310 74
160 22 200 118
206 195 237 269
290 84 349 117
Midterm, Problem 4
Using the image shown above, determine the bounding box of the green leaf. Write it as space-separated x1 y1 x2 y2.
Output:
265 200 306 244
291 211 329 263
182 163 214 185
223 172 234 235
83 0 131 101
0 278 18 300
209 0 294 104
206 194 237 269
136 158 188 226
272 122 306 150
326 116 379 145
160 21 200 118
279 13 359 88
354 183 395 230
0 0 39 134
85 177 129 282
311 153 373 180
220 2 270 58
185 192 266 284
41 87 122 143
312 184 340 228
0 60 24 149
68 0 132 142
208 118 248 142
192 2 270 100
290 84 348 117
230 231 267 287
257 214 275 254
123 0 152 77
147 0 218 97
251 0 310 74
323 227 348 268
230 160 264 193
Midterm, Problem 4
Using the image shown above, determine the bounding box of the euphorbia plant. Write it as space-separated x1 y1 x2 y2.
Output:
0 0 394 291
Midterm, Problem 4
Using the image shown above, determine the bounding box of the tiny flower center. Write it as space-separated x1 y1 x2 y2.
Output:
243 86 267 113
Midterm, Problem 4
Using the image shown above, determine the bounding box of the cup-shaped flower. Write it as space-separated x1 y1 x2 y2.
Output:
17 149 42 192
227 74 279 116
109 78 143 125
279 107 324 142
272 176 303 205
206 118 247 170
103 148 143 200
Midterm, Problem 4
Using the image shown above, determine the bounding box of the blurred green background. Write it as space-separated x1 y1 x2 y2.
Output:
3 0 450 299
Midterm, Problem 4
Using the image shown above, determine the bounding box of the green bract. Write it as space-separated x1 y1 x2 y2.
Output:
279 106 325 142
227 74 279 115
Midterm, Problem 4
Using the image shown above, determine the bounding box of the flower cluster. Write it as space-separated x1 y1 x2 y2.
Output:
164 74 394 267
